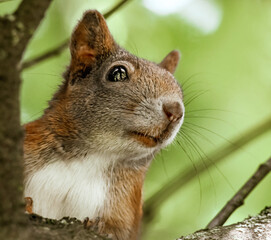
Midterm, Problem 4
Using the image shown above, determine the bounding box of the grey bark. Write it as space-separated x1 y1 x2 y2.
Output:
178 207 271 240
0 214 111 240
0 0 52 226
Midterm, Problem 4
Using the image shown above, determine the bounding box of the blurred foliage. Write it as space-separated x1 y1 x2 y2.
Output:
1 0 271 239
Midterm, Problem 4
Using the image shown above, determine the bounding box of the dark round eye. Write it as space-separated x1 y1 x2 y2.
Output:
107 66 128 82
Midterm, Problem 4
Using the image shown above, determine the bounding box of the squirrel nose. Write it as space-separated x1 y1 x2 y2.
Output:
163 102 183 122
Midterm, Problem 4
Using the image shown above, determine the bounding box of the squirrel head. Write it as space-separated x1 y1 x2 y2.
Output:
49 10 184 163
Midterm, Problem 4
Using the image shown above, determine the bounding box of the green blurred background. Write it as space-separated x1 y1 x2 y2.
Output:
1 0 271 239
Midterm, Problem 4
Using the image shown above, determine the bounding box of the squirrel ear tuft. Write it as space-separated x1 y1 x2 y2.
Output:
70 10 117 71
159 50 181 74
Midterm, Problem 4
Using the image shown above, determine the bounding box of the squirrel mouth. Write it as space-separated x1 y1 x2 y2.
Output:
130 131 160 148
129 120 180 148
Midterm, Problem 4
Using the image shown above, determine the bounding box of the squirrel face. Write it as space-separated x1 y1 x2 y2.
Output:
49 10 184 162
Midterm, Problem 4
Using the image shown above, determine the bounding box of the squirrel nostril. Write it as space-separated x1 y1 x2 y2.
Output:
163 102 183 122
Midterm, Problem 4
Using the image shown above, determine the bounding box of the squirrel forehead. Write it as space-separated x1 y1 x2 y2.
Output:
104 50 176 78
100 58 182 100
75 49 183 99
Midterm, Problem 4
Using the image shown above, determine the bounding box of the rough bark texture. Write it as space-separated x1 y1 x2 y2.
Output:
178 207 271 240
0 0 52 226
0 213 111 240
0 0 51 237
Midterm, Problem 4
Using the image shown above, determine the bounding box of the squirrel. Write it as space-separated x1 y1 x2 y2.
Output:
23 10 184 240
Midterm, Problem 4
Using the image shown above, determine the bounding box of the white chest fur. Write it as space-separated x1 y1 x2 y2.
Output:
24 155 110 220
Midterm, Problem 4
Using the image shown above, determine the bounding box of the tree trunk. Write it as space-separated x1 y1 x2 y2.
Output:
0 0 52 236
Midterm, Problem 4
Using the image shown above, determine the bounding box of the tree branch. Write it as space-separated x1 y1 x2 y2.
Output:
103 0 130 18
21 0 132 70
25 214 111 240
206 157 271 229
178 207 271 240
21 40 68 69
143 116 271 223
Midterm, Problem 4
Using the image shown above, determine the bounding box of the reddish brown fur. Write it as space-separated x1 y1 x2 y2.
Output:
102 167 146 239
24 10 183 240
24 197 33 214
24 103 79 178
69 10 117 78
159 50 180 74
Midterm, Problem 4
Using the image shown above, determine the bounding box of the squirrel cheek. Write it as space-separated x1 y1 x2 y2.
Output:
127 97 184 148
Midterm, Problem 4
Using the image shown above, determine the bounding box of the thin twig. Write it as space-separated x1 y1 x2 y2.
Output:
21 40 68 69
206 157 271 229
103 0 130 18
21 0 132 70
0 0 14 3
143 116 271 223
179 207 271 240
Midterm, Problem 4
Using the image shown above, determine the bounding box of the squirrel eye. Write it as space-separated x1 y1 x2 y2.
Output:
107 66 128 82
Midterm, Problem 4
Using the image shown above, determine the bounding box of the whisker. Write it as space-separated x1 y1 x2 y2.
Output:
181 72 204 89
184 115 236 129
177 136 202 211
160 149 168 178
184 90 209 107
184 122 236 146
181 131 216 207
181 125 215 147
185 108 246 116
181 128 235 192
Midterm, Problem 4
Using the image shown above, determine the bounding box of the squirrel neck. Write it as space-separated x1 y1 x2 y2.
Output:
24 107 150 239
24 128 147 238
104 165 146 239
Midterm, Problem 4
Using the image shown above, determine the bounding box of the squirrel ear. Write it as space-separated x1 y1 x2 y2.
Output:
70 10 117 71
159 50 181 74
